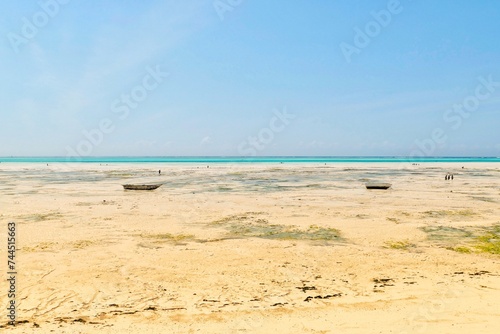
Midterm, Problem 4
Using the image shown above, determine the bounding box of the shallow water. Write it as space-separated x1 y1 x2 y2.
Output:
1 162 498 197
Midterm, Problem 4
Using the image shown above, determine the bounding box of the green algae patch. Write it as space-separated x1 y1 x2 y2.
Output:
384 240 415 250
209 213 342 242
420 226 474 241
421 209 477 219
474 231 500 255
104 171 134 178
447 246 472 254
421 224 500 255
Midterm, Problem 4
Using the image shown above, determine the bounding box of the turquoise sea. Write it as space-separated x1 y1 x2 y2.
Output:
0 156 499 163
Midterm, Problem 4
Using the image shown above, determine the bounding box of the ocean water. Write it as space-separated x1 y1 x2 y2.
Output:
0 156 499 164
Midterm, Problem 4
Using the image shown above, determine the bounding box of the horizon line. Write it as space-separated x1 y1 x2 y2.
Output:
1 155 498 159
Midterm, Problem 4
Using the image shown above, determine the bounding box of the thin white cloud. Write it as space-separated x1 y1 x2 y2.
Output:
201 136 212 145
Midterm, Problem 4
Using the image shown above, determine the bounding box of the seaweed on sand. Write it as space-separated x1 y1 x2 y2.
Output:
210 213 342 242
384 240 415 250
420 225 500 255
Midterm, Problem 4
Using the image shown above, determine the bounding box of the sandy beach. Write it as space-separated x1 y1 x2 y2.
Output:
1 162 499 333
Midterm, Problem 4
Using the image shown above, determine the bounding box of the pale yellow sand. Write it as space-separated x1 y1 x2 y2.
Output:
0 163 499 333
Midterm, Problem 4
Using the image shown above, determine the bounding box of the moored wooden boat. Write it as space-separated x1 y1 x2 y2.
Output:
365 183 391 190
122 184 162 190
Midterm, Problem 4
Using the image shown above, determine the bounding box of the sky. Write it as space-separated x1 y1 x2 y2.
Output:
0 0 499 157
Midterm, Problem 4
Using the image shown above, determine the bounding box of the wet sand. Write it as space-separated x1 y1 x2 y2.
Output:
0 162 499 333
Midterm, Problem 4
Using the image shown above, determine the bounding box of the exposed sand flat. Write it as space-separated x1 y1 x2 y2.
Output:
0 163 499 333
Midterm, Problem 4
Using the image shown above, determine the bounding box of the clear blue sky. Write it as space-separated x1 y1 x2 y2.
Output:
1 0 499 157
